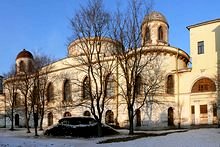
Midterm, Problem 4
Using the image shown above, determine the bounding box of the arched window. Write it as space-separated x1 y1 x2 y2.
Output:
105 110 114 124
146 27 150 41
105 74 115 98
135 75 142 95
167 75 174 94
63 112 71 117
82 77 90 99
28 61 33 73
48 112 53 126
191 78 216 93
33 86 38 104
47 83 54 102
83 111 91 116
19 61 25 72
14 93 20 107
63 79 71 101
158 26 164 41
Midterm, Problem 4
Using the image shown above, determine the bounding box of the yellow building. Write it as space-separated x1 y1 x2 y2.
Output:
1 12 219 129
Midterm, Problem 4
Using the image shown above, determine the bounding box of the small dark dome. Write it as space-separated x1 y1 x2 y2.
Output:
16 49 33 60
144 11 167 23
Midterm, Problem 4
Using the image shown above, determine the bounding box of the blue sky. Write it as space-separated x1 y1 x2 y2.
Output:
0 0 219 75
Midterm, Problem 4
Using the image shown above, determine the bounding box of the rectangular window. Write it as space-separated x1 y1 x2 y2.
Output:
198 41 204 54
200 105 207 114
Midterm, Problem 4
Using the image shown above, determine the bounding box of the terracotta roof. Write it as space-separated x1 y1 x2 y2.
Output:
16 49 33 60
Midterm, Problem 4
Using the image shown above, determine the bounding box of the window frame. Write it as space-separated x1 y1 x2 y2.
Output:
47 82 54 102
198 41 204 54
158 26 164 41
105 74 115 98
200 105 207 114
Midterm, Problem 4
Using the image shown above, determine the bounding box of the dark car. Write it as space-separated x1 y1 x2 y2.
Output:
44 117 118 137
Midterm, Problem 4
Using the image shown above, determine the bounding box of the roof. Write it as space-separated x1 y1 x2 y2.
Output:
187 18 220 30
16 49 33 60
144 11 167 23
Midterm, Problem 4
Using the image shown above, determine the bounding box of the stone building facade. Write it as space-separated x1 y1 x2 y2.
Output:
1 12 220 129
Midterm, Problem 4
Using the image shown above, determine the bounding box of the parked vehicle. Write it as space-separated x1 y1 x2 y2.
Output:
44 117 118 137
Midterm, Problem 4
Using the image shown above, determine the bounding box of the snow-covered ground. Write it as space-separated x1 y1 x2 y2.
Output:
0 128 220 147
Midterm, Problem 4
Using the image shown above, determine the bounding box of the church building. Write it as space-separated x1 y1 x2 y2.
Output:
1 11 219 129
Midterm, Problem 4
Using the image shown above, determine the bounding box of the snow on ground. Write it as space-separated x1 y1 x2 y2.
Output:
0 128 220 147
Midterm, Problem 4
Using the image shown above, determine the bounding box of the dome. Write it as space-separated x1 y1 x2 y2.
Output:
16 49 33 60
68 37 123 57
144 11 167 23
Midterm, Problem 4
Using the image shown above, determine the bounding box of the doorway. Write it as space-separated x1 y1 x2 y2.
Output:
136 109 141 127
15 114 19 127
168 107 174 126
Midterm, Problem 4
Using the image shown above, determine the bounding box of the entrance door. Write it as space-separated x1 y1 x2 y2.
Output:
15 114 19 126
168 107 174 126
191 105 195 125
48 112 53 126
200 105 208 124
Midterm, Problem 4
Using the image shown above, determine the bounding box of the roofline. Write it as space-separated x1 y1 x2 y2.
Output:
187 18 220 30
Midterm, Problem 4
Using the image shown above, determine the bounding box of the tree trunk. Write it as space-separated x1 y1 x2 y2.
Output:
10 108 14 130
128 106 134 135
39 111 44 130
25 107 31 133
97 121 103 137
34 113 38 136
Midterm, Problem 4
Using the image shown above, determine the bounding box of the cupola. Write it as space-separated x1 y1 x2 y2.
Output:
15 49 34 74
141 11 169 46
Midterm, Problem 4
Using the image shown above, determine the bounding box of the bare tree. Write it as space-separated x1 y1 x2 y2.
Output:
3 66 19 130
110 0 164 135
17 71 34 133
32 53 54 131
68 0 117 137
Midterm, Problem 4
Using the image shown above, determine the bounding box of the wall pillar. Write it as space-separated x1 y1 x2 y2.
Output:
208 104 213 124
194 103 200 125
